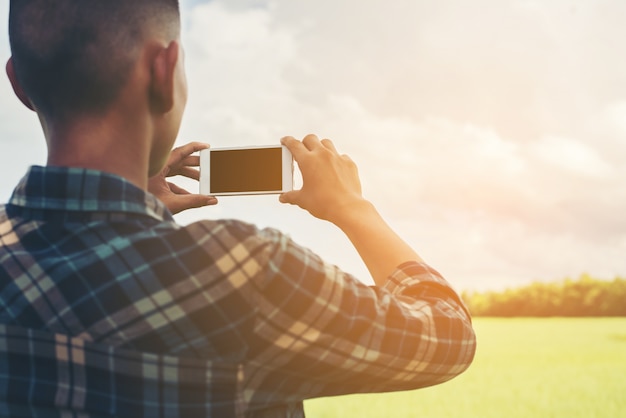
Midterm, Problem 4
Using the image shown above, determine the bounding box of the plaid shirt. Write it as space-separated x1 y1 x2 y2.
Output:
0 166 476 417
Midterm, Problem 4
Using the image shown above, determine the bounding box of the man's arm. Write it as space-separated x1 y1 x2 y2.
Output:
225 134 476 408
280 134 422 286
243 230 475 408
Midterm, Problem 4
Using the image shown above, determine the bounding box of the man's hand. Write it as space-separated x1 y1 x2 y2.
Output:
279 134 366 226
280 134 422 286
148 142 218 215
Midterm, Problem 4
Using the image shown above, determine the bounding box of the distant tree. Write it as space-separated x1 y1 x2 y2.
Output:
462 275 626 317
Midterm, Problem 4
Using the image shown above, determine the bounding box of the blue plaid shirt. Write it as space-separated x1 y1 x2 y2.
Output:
0 166 476 417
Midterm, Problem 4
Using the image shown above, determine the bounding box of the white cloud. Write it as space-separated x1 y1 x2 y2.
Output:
1 0 626 290
529 135 613 177
175 0 626 289
602 100 626 140
180 1 301 146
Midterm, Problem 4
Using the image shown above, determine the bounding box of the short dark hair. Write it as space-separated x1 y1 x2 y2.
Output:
9 0 180 120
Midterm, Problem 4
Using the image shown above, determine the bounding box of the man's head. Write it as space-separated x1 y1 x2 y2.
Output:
8 0 181 122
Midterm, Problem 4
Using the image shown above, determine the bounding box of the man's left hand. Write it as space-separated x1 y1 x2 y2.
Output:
148 142 218 214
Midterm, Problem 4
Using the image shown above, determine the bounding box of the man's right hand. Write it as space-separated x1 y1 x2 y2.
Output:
279 134 367 226
279 134 423 286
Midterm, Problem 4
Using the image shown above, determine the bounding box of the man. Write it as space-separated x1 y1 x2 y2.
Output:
1 0 476 417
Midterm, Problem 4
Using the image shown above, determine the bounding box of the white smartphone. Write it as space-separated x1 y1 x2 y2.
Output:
199 145 293 196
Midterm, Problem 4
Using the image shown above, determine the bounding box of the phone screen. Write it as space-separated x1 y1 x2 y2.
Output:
210 147 283 193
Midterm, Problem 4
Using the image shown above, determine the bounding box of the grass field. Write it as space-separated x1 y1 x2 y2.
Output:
305 318 626 417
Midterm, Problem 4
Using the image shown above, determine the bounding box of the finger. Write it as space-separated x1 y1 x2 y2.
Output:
187 155 201 166
173 167 200 181
175 155 200 168
170 142 210 164
341 154 354 163
279 190 301 205
320 138 338 154
302 134 321 151
281 136 308 161
182 167 201 181
167 182 190 195
167 157 201 178
170 194 218 214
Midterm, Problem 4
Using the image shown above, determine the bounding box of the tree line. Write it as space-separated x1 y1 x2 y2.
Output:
462 274 626 317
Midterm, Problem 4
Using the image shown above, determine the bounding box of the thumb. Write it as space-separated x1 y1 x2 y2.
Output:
279 190 301 205
169 194 218 214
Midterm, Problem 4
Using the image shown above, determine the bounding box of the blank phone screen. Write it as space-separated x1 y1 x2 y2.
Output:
210 148 283 193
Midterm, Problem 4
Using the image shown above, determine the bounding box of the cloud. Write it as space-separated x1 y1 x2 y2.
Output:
1 0 625 290
529 135 613 177
179 1 301 145
175 0 626 289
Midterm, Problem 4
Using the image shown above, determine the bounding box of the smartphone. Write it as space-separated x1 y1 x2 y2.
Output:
199 145 293 196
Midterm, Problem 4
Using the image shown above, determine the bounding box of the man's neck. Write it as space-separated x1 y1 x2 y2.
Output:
43 112 152 190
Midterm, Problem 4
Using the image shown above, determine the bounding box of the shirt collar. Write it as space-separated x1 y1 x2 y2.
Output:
8 166 173 222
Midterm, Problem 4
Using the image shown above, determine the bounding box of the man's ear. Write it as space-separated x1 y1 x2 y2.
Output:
6 57 35 111
150 41 180 114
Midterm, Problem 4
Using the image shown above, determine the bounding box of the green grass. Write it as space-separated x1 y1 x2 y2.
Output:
305 318 626 417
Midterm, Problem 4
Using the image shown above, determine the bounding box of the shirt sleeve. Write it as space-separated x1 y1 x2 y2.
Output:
241 226 476 410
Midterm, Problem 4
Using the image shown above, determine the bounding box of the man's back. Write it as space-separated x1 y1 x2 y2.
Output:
1 166 263 355
0 166 475 416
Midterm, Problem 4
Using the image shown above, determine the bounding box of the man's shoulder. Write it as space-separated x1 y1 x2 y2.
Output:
180 218 286 252
183 218 261 238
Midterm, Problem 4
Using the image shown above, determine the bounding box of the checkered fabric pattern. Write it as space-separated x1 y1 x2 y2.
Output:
0 324 244 417
0 166 476 417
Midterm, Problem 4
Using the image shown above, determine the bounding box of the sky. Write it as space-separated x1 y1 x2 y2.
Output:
1 0 625 291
